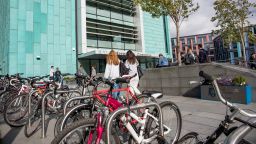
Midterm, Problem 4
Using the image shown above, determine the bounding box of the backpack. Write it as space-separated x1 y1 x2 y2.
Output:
199 49 207 63
184 54 195 65
119 62 130 76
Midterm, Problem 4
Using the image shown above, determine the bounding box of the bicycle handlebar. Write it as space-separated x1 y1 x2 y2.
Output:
199 71 256 118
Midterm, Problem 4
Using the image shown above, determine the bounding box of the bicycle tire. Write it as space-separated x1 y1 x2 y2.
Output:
51 118 120 144
177 132 199 144
3 94 29 127
137 101 182 144
54 105 91 136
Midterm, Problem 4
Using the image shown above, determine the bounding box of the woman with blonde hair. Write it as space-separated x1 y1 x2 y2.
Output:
104 50 121 99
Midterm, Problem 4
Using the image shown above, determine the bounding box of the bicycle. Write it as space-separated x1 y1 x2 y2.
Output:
51 75 182 144
177 71 256 144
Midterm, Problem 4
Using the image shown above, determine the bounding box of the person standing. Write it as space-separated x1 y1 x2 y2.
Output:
49 66 55 80
158 53 169 67
198 44 208 63
104 50 120 99
125 50 140 91
55 67 62 83
184 48 196 65
249 53 256 69
91 65 97 77
77 64 88 76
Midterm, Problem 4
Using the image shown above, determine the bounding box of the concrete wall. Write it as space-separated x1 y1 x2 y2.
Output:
139 63 256 102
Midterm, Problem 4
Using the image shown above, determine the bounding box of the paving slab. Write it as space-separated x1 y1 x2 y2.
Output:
0 96 255 144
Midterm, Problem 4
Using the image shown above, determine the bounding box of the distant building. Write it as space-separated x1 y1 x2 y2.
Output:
213 25 256 64
171 33 215 62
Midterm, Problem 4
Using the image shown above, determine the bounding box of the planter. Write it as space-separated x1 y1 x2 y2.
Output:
200 85 252 104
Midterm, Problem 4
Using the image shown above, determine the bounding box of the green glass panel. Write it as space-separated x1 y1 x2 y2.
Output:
41 0 47 13
40 33 47 53
10 0 18 8
47 24 54 43
10 8 18 29
18 0 26 20
9 30 18 53
33 2 41 23
40 13 48 33
26 0 33 11
25 32 33 53
17 41 26 65
60 0 65 8
26 11 33 31
33 23 41 43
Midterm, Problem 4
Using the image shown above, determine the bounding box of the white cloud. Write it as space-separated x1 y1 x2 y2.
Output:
170 0 256 38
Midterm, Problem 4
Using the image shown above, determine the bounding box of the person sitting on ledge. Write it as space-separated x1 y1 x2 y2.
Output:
157 53 169 68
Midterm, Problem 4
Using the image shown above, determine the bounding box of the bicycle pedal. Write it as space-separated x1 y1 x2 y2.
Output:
156 135 169 144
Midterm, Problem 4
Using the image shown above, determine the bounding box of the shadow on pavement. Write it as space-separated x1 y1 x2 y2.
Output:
2 127 22 144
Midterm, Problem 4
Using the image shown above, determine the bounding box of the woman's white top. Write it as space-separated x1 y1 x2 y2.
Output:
104 63 120 80
125 60 139 76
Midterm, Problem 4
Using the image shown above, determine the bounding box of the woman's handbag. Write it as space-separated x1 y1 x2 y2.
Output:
137 66 143 78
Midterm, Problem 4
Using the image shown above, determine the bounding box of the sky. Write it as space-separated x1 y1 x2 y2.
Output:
169 0 256 38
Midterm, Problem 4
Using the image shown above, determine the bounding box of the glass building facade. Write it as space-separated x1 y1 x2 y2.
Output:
77 0 172 73
0 0 77 76
86 0 137 51
0 0 172 75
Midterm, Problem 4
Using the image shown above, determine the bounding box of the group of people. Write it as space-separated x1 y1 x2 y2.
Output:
182 44 209 65
49 66 62 82
104 50 140 99
156 44 209 68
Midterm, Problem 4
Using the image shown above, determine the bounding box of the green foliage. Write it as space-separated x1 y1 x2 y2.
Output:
232 76 247 86
63 76 75 82
211 0 256 52
133 0 199 64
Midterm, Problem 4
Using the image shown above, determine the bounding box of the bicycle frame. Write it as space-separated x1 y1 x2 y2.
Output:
92 85 140 112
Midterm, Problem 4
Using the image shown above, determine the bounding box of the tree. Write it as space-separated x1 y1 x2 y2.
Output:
211 0 256 66
133 0 199 65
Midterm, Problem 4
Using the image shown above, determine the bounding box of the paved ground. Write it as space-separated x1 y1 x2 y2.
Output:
0 96 256 144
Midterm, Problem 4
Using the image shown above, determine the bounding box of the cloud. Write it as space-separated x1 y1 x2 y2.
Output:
170 0 256 38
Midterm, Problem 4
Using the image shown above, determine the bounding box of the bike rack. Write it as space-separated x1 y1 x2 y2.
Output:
60 103 90 131
106 102 164 144
41 90 81 138
63 96 91 115
28 89 38 127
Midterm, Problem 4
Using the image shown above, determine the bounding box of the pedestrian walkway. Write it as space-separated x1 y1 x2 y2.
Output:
0 96 255 144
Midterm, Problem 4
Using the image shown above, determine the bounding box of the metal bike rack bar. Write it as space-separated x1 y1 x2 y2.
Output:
60 103 90 131
28 89 38 127
41 90 81 138
106 102 163 144
63 96 91 115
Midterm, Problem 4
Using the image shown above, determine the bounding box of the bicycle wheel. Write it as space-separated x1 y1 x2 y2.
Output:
177 132 199 144
3 94 29 127
142 101 182 144
0 91 14 113
54 105 91 136
51 118 120 144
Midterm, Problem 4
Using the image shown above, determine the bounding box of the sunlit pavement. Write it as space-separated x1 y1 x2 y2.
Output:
0 96 256 144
